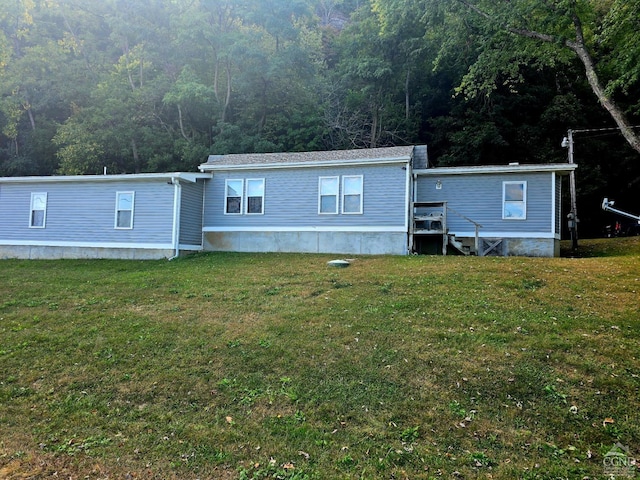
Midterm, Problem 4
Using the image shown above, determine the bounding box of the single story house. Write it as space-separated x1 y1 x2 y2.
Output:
0 146 576 259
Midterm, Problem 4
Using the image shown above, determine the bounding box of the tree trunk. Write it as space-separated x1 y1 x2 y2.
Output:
405 69 410 121
460 0 640 156
370 105 379 148
213 57 220 103
258 79 268 133
177 104 190 141
26 105 36 132
222 59 232 123
139 52 144 88
27 106 36 131
22 92 36 131
566 14 640 155
121 42 136 91
131 138 140 173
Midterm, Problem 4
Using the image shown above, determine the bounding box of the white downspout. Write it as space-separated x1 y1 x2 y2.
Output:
169 177 182 260
406 161 413 255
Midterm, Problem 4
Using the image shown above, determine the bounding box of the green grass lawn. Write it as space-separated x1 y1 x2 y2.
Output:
1 237 639 479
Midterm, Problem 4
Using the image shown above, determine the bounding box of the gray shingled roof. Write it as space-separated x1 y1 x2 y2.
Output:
202 146 416 168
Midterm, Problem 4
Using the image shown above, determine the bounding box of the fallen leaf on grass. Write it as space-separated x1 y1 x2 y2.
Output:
603 417 615 427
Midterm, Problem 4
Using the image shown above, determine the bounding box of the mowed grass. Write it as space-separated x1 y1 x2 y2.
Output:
1 238 639 479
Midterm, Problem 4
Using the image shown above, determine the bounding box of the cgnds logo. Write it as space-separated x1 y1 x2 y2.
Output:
603 443 636 478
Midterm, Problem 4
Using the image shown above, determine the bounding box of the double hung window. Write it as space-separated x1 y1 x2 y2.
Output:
30 192 47 228
503 181 527 220
225 180 243 214
246 179 265 214
319 176 339 214
115 191 135 229
342 175 363 214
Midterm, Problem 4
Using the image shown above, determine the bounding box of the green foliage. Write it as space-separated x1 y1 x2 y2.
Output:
0 0 638 220
598 0 640 106
543 384 568 403
53 114 106 175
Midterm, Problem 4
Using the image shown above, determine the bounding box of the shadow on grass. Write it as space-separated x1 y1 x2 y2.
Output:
561 236 640 258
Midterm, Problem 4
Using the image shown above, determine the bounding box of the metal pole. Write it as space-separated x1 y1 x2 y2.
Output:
567 129 579 250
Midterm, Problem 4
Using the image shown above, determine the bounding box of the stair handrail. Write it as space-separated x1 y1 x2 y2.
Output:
445 206 483 254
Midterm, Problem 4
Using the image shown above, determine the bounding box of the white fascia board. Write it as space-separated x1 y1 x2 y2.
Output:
413 164 577 176
0 172 212 184
203 226 407 233
171 172 213 183
0 240 175 249
198 157 410 172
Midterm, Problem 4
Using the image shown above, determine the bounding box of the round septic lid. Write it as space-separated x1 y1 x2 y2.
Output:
327 259 350 268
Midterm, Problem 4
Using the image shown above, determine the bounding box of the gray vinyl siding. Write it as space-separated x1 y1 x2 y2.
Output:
204 164 408 228
415 172 554 234
0 180 175 244
179 180 205 245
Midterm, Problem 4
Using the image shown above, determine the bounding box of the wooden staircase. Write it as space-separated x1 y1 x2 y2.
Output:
411 202 504 256
447 234 471 255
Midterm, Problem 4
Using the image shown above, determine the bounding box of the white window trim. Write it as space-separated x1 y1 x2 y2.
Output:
29 192 47 228
502 181 527 220
224 179 244 215
341 175 363 215
114 191 135 229
318 176 339 215
245 178 265 215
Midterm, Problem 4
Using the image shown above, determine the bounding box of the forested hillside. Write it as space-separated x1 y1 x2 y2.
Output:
1 0 639 235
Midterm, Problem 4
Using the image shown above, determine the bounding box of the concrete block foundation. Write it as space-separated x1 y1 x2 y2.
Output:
203 231 408 255
0 245 176 260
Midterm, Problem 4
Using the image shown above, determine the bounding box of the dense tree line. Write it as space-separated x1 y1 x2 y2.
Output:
1 0 639 235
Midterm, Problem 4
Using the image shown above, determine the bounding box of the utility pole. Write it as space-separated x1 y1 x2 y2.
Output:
561 124 640 249
562 129 579 250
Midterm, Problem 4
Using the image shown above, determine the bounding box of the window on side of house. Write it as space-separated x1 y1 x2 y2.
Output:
225 179 243 214
246 179 265 214
30 192 47 228
319 176 339 214
503 181 527 220
115 191 135 229
342 175 363 214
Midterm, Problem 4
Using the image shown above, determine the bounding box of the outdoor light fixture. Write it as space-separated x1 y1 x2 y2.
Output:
436 180 442 190
561 137 569 148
